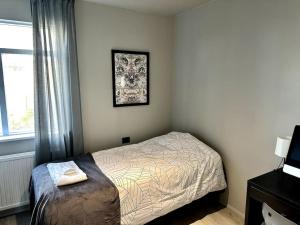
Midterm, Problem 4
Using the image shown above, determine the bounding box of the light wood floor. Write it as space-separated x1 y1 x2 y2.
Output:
0 206 243 225
192 208 243 225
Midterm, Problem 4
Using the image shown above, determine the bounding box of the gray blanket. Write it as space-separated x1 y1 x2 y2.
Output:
30 154 120 225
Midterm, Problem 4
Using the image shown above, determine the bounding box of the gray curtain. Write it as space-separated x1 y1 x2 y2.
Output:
31 0 84 165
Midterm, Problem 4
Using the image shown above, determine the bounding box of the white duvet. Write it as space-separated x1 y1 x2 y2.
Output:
92 132 227 225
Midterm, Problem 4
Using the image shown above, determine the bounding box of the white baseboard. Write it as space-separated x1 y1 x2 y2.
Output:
227 204 245 220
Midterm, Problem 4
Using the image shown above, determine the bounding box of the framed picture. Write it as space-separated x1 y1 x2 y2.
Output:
112 49 149 107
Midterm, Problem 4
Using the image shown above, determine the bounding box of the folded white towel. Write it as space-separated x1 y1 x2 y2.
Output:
47 161 88 186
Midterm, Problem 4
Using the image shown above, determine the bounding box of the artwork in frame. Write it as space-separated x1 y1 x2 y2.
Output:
112 49 149 107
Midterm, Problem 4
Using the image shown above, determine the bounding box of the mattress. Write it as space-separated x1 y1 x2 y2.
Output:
92 132 227 225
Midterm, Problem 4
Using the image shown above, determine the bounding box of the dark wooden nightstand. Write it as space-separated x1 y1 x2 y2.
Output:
245 169 300 225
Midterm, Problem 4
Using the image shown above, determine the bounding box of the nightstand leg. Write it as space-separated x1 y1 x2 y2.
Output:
245 192 264 225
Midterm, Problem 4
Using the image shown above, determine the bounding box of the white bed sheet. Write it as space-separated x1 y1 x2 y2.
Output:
92 132 227 225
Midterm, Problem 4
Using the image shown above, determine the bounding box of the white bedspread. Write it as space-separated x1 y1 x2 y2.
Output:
92 132 227 225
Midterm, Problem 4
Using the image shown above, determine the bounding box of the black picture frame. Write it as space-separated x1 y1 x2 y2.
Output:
112 49 150 107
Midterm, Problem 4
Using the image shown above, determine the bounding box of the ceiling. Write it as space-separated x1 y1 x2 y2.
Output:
83 0 210 15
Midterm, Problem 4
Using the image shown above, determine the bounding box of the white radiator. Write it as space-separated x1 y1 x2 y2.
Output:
0 152 35 211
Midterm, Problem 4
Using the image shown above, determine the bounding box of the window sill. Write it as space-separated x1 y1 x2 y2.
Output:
0 133 35 143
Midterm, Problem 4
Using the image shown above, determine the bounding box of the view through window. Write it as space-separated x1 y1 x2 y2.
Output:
0 20 34 136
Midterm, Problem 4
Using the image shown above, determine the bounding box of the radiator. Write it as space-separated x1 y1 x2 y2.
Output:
0 152 35 211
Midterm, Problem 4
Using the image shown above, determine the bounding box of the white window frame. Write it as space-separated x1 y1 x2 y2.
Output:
0 20 33 137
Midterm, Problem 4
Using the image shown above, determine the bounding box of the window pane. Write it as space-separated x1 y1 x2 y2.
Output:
2 53 34 134
0 22 32 50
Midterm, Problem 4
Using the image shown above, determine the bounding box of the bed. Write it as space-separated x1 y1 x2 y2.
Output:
30 132 227 225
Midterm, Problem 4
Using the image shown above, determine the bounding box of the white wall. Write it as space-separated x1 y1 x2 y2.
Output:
0 0 31 22
173 0 300 214
0 0 174 156
75 1 174 152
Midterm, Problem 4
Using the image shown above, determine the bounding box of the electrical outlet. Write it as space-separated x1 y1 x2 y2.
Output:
122 137 130 144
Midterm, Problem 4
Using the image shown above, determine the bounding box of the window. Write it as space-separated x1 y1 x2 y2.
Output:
0 20 34 137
